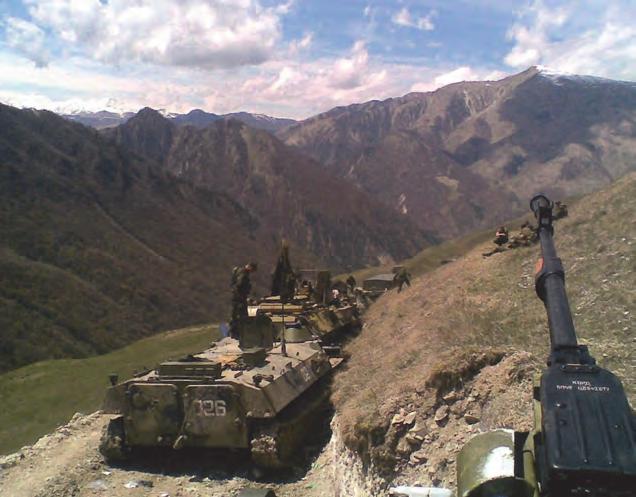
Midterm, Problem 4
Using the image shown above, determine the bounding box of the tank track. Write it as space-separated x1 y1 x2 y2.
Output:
99 416 130 463
250 423 285 468
249 376 333 469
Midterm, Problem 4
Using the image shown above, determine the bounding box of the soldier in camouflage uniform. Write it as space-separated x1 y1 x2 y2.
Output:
346 274 357 296
554 201 568 220
508 220 537 248
271 241 296 302
230 262 257 339
494 226 509 246
393 267 412 293
483 226 510 257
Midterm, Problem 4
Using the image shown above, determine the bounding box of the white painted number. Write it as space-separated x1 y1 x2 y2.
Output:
193 399 227 417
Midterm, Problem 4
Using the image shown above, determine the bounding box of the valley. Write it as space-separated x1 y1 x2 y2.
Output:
0 172 633 497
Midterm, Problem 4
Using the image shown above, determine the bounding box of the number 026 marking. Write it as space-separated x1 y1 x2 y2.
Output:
193 399 227 417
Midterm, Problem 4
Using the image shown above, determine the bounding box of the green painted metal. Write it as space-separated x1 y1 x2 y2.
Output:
457 429 535 497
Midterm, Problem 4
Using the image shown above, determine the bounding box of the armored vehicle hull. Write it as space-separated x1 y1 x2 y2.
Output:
252 295 360 343
101 330 342 468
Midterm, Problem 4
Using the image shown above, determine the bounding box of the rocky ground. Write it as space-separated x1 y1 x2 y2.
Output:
0 412 340 497
0 352 550 497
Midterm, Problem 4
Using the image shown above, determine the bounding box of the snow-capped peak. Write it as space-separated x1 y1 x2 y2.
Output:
536 66 636 87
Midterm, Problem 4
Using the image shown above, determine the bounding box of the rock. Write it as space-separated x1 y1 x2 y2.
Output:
70 412 85 424
443 391 458 403
408 422 428 439
403 411 417 425
434 405 449 423
405 433 423 446
391 413 405 425
464 413 480 425
0 452 24 469
396 437 412 455
409 449 428 465
86 480 108 491
124 480 154 489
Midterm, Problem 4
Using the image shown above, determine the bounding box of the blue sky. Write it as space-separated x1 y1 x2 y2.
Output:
0 0 635 118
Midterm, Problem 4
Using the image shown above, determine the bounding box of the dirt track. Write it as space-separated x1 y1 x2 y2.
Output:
0 412 337 497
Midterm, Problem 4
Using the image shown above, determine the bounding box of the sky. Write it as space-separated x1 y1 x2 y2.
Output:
0 0 635 119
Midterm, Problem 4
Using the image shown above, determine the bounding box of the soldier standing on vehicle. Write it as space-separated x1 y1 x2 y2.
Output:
230 262 257 339
271 240 295 300
346 274 357 295
393 267 411 292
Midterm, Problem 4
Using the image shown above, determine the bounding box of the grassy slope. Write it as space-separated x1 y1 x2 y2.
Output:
333 171 635 444
0 324 218 455
340 210 542 285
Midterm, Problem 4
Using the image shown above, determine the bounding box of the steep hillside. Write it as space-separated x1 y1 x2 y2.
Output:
332 172 635 488
105 109 431 269
281 67 636 239
0 104 308 371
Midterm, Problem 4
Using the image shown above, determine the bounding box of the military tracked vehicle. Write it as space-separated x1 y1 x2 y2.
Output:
100 244 360 469
254 295 359 343
100 314 343 468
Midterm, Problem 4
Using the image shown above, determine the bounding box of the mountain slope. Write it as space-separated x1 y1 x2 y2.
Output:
106 109 431 269
332 171 635 487
0 104 292 371
280 67 636 238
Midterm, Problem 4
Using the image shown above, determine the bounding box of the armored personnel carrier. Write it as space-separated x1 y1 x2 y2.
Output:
254 295 359 342
100 314 342 468
100 243 362 468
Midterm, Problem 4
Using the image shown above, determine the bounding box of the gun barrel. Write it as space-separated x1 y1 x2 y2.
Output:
531 195 579 352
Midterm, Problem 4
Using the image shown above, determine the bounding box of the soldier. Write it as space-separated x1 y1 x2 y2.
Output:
494 226 509 246
393 267 411 292
553 201 568 220
483 226 509 257
230 262 257 339
329 288 342 306
271 240 295 301
346 274 357 295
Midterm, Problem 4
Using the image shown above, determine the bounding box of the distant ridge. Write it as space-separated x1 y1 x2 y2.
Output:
63 108 296 132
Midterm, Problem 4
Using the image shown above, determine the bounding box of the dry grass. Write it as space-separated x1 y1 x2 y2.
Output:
332 172 636 461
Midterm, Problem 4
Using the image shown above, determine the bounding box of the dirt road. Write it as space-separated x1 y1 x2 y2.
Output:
0 412 337 497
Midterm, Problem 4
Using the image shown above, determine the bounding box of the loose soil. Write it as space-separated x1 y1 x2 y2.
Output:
0 412 339 497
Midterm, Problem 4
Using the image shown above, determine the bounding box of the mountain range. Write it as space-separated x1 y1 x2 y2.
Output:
0 103 426 371
64 108 296 132
280 67 636 237
3 66 636 371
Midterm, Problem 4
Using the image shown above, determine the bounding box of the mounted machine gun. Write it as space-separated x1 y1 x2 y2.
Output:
427 195 636 497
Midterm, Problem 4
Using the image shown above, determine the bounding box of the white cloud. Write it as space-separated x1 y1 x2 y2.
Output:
504 1 636 81
391 7 435 31
288 32 313 55
15 0 288 69
433 66 479 87
4 16 49 67
504 1 569 68
409 66 507 93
